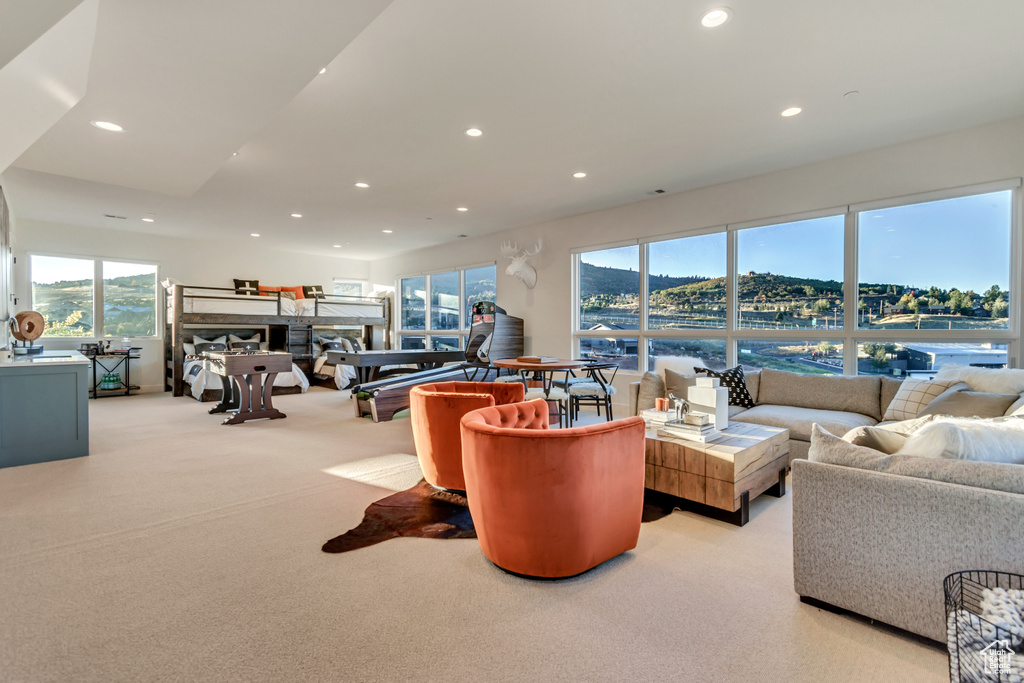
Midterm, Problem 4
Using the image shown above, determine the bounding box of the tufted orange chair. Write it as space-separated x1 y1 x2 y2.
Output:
460 398 646 578
410 381 526 491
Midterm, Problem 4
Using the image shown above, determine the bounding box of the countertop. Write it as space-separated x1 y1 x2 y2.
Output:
0 349 90 369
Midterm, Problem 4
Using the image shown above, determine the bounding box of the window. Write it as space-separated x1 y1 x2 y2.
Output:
736 215 845 330
648 233 726 330
333 279 363 298
397 264 497 351
857 191 1011 332
572 181 1018 376
102 261 158 337
31 255 159 338
31 255 94 336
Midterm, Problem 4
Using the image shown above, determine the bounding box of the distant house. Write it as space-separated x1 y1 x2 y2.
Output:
927 304 950 314
882 303 905 315
585 323 639 355
971 306 991 318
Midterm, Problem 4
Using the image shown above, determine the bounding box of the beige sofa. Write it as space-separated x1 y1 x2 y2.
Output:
793 425 1024 643
629 367 904 462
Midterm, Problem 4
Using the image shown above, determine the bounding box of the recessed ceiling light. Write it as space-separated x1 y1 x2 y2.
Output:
141 217 154 222
332 244 342 248
457 207 468 212
354 182 369 188
781 107 802 117
90 120 123 132
701 8 731 28
465 128 483 137
232 152 238 156
382 229 393 234
291 213 302 218
250 233 260 237
573 172 587 179
319 67 327 75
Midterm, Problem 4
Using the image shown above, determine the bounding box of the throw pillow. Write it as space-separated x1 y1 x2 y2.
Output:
280 285 304 300
882 378 966 421
303 285 326 299
697 366 755 408
896 416 1024 463
934 363 1024 394
183 342 196 356
1006 394 1024 417
653 355 706 377
636 371 665 412
664 368 699 403
842 425 910 454
229 340 261 351
193 335 227 346
917 390 1020 419
258 285 282 297
233 278 260 296
194 342 227 354
228 333 261 344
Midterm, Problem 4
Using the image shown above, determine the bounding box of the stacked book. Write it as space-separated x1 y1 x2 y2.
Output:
657 419 722 443
640 409 672 428
516 355 559 363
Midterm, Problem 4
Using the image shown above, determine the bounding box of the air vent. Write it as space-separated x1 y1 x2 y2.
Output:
104 214 128 220
647 189 666 196
457 234 468 238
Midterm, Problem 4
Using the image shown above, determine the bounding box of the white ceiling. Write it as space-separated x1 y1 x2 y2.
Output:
4 0 1024 261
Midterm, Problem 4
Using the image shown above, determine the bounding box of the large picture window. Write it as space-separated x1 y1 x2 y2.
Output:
573 181 1018 376
398 265 497 351
31 255 158 338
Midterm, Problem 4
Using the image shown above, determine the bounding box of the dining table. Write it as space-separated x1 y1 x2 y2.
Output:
491 358 589 426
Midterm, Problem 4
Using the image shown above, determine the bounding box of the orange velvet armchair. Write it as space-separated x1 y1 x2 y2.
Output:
460 398 647 578
409 381 526 491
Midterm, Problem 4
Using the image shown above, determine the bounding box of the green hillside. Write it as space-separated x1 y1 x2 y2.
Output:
581 262 706 295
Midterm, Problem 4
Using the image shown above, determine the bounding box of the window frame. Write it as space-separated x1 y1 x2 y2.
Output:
572 179 1022 374
29 252 161 340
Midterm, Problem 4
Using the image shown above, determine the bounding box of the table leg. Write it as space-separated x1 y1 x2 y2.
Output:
210 374 239 414
764 468 787 498
726 492 750 527
262 372 278 411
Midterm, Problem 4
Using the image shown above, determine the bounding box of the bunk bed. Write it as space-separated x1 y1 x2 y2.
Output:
164 284 391 397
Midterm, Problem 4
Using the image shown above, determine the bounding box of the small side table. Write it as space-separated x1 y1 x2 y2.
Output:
90 349 142 398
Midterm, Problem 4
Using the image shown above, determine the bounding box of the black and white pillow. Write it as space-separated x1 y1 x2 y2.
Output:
194 342 228 354
229 340 261 352
303 285 325 299
320 340 346 351
699 366 755 408
233 279 260 296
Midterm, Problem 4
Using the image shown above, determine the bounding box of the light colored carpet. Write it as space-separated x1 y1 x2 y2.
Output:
0 388 947 682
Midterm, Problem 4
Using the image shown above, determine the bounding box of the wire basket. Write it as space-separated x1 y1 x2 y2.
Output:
945 571 1024 682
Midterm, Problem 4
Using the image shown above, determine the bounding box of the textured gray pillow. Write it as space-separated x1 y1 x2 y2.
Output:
664 368 699 403
917 390 1020 419
637 372 665 412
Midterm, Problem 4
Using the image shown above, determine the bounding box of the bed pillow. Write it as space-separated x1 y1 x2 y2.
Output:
280 285 304 300
302 285 325 299
233 279 260 296
319 337 353 352
258 285 282 297
183 342 196 356
917 389 1021 419
228 333 260 344
230 340 261 351
697 366 755 408
882 378 966 421
193 335 227 346
194 342 227 354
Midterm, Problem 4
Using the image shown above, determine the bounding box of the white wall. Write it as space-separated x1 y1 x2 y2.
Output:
370 114 1024 406
10 218 372 392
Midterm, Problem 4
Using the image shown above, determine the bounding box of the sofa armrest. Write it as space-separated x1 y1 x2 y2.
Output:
792 458 1024 643
628 382 640 416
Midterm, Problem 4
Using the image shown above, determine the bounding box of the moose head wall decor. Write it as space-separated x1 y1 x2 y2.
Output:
500 240 541 289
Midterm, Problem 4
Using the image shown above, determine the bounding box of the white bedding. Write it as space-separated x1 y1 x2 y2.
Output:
313 355 357 389
183 295 298 316
183 358 309 400
296 299 384 318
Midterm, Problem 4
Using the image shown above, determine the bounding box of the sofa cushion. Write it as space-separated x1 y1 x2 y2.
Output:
1004 394 1024 416
809 424 1024 495
934 363 1024 394
882 378 966 421
636 372 665 412
757 368 883 420
728 405 748 418
842 425 909 454
917 389 1020 419
698 366 755 408
731 404 875 442
879 375 903 420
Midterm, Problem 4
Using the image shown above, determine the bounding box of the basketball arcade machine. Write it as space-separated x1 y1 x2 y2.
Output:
352 301 524 422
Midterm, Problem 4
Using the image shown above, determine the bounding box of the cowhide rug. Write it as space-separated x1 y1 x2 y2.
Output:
322 481 674 554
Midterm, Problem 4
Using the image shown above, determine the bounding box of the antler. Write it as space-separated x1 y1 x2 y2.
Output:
523 239 542 257
500 241 521 258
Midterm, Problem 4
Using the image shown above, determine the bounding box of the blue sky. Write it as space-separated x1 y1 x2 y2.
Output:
583 190 1012 293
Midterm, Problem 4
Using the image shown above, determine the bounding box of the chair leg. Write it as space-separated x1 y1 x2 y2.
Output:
606 396 614 421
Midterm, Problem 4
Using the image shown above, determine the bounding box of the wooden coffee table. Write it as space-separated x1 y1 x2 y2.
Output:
645 421 789 526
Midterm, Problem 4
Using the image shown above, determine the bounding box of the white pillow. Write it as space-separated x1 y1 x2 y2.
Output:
934 363 1024 394
653 355 706 378
882 378 965 421
193 335 227 346
228 333 260 344
897 416 1024 464
183 343 196 356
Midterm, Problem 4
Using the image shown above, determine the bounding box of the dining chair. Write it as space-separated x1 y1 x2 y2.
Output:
568 362 619 424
